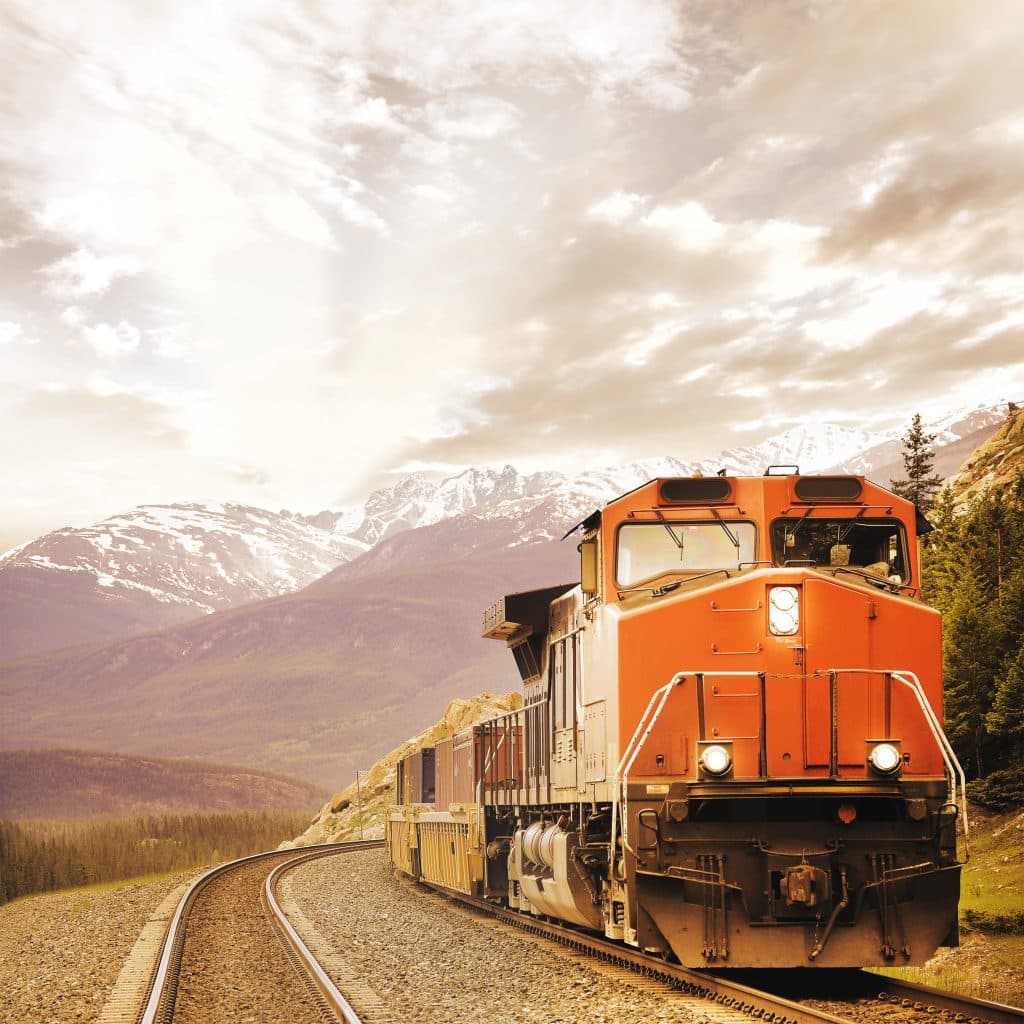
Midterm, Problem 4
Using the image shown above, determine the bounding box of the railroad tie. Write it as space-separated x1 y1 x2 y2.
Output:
96 882 191 1024
277 876 394 1024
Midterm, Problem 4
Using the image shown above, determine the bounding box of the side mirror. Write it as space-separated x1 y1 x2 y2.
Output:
580 539 598 597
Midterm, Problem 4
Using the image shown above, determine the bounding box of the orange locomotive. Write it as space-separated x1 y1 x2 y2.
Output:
387 471 966 967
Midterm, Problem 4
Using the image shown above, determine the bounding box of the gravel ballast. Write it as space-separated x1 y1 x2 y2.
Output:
284 847 710 1024
0 872 196 1024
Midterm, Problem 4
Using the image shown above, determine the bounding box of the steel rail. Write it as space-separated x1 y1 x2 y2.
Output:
860 970 1024 1024
421 880 850 1024
138 839 383 1024
715 968 1024 1024
263 853 365 1024
420 877 1024 1024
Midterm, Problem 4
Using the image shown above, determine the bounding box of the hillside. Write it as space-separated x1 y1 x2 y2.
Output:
0 503 367 660
0 540 577 788
284 690 522 847
949 403 1024 505
0 749 325 820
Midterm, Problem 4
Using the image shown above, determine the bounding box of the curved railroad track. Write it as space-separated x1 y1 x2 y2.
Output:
138 839 383 1024
419 878 1024 1024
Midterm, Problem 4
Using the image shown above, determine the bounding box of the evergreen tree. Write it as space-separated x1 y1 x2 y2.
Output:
927 472 1024 796
987 640 1024 739
891 413 944 511
942 559 1003 777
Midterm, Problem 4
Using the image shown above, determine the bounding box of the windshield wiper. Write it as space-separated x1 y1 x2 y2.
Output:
711 507 740 551
653 510 684 552
616 567 733 600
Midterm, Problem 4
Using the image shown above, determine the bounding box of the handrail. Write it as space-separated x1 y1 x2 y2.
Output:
821 668 968 855
893 670 968 849
611 667 968 866
477 725 508 805
610 674 686 863
612 670 765 860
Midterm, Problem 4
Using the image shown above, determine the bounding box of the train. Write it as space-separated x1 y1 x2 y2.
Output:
386 470 966 968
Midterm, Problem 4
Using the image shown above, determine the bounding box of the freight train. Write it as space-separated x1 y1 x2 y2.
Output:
386 470 966 968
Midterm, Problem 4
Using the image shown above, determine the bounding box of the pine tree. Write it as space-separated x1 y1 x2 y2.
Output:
942 558 1004 777
891 413 944 511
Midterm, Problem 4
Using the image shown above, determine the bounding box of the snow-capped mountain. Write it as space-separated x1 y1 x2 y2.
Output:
2 402 1010 659
303 426 881 551
309 465 565 546
0 503 368 658
823 404 1010 480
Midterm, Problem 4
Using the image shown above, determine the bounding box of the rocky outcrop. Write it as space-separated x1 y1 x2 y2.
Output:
950 404 1024 507
280 690 522 848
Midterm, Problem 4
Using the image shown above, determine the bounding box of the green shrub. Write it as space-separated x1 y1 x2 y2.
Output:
966 765 1024 811
962 908 1024 935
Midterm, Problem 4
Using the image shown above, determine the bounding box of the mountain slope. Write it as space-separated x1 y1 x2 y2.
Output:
828 405 1009 488
0 539 578 788
0 503 367 659
949 403 1024 505
0 749 324 819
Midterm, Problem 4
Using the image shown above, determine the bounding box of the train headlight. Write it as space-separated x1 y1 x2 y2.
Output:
699 744 732 776
868 742 902 775
768 586 800 636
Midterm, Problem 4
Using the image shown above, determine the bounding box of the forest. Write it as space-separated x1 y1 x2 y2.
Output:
924 475 1024 808
890 409 1024 809
0 810 311 905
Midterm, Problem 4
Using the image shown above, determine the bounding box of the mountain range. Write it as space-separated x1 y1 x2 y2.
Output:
0 401 1015 789
0 403 1006 660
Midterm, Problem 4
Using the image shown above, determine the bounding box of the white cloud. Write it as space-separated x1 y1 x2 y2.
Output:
623 316 691 367
851 140 917 206
0 0 1022 545
802 274 944 350
60 306 87 326
148 325 189 360
339 96 406 133
409 183 457 205
424 96 520 140
0 321 23 345
82 321 142 359
644 201 725 250
42 248 141 299
261 189 337 250
648 292 684 311
587 190 648 226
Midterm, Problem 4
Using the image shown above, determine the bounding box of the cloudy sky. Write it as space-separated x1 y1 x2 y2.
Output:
2 1 1023 549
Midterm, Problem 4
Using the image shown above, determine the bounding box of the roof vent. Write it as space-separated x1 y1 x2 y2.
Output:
793 476 863 501
659 477 733 504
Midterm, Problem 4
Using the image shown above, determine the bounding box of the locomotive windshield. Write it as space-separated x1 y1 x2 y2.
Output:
617 521 757 587
770 517 908 583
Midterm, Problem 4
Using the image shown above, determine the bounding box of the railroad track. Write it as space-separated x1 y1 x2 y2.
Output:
136 840 383 1024
420 879 1024 1024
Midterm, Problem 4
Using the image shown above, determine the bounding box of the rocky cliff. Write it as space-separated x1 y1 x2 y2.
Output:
282 690 522 847
950 403 1024 505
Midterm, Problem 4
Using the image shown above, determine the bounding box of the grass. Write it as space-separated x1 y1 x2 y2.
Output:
869 807 1024 1009
958 810 1024 933
873 936 1024 1007
3 868 190 909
